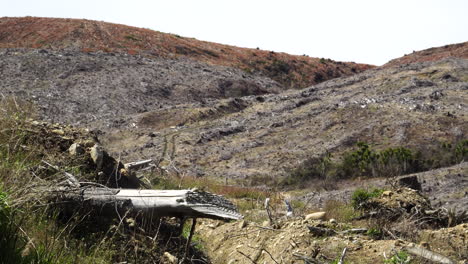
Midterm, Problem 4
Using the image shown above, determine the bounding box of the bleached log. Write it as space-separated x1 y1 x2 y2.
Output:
56 187 242 220
124 159 153 171
404 246 454 264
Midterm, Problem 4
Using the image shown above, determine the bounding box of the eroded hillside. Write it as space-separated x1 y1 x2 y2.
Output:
100 58 468 182
0 17 374 88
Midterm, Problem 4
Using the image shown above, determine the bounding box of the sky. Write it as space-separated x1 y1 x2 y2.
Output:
2 0 467 65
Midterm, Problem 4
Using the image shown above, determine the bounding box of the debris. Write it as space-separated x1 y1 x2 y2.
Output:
307 226 337 236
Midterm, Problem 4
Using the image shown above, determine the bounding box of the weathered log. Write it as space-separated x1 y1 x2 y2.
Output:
404 245 454 264
124 159 153 171
55 187 242 220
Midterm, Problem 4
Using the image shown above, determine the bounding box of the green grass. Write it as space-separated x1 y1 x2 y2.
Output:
384 250 411 264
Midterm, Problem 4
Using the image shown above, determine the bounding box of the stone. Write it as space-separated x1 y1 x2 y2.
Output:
68 143 85 156
90 144 104 169
329 218 337 224
163 252 178 264
51 129 65 135
238 220 247 229
305 212 326 220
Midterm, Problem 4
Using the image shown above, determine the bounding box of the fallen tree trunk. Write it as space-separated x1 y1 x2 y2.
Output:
53 187 242 220
124 159 153 171
404 245 454 264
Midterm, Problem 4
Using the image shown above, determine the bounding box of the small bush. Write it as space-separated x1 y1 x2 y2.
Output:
366 227 382 239
351 188 383 210
384 250 411 264
289 140 467 188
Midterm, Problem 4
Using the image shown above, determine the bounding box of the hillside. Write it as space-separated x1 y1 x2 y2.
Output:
385 41 468 67
0 16 467 264
0 48 281 126
0 16 373 88
99 57 467 182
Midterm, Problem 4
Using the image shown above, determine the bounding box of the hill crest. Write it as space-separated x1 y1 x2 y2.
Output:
0 16 373 88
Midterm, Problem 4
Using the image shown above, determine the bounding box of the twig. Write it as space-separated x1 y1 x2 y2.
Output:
265 198 274 225
252 225 284 231
292 253 321 264
183 218 197 263
338 247 347 264
262 249 279 264
237 250 256 264
41 160 80 187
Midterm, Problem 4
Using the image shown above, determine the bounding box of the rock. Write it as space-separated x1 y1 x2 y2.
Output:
329 218 337 224
68 143 85 156
163 252 178 264
125 218 135 227
382 191 393 196
90 144 104 169
238 220 247 229
305 212 326 220
51 129 65 135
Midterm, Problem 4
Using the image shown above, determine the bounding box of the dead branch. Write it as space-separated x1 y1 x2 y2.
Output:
307 226 337 236
124 159 153 171
292 253 322 264
338 247 347 264
53 187 242 220
404 245 454 264
237 250 256 264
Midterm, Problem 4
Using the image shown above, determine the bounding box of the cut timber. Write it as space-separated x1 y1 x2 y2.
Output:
57 187 242 220
124 159 153 171
404 245 454 264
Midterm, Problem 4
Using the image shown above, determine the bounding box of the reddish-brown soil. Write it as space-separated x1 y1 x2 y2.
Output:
0 16 374 88
384 41 468 67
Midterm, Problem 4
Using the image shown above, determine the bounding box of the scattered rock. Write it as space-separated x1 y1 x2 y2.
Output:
305 212 326 221
238 220 247 229
382 191 393 196
90 144 104 169
163 252 178 264
51 129 65 135
68 143 85 156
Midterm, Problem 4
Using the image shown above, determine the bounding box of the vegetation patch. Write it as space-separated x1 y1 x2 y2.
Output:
283 141 467 187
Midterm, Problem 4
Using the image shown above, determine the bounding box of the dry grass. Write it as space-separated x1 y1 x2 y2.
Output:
0 98 210 263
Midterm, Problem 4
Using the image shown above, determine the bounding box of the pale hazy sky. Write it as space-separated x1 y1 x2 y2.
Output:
2 0 467 65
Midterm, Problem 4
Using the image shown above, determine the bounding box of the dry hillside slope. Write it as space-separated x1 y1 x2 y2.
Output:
100 58 467 181
385 41 468 67
0 16 373 88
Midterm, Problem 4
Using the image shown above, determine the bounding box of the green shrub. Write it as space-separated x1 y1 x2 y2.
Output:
384 250 411 264
351 188 383 210
366 227 382 239
290 140 467 187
